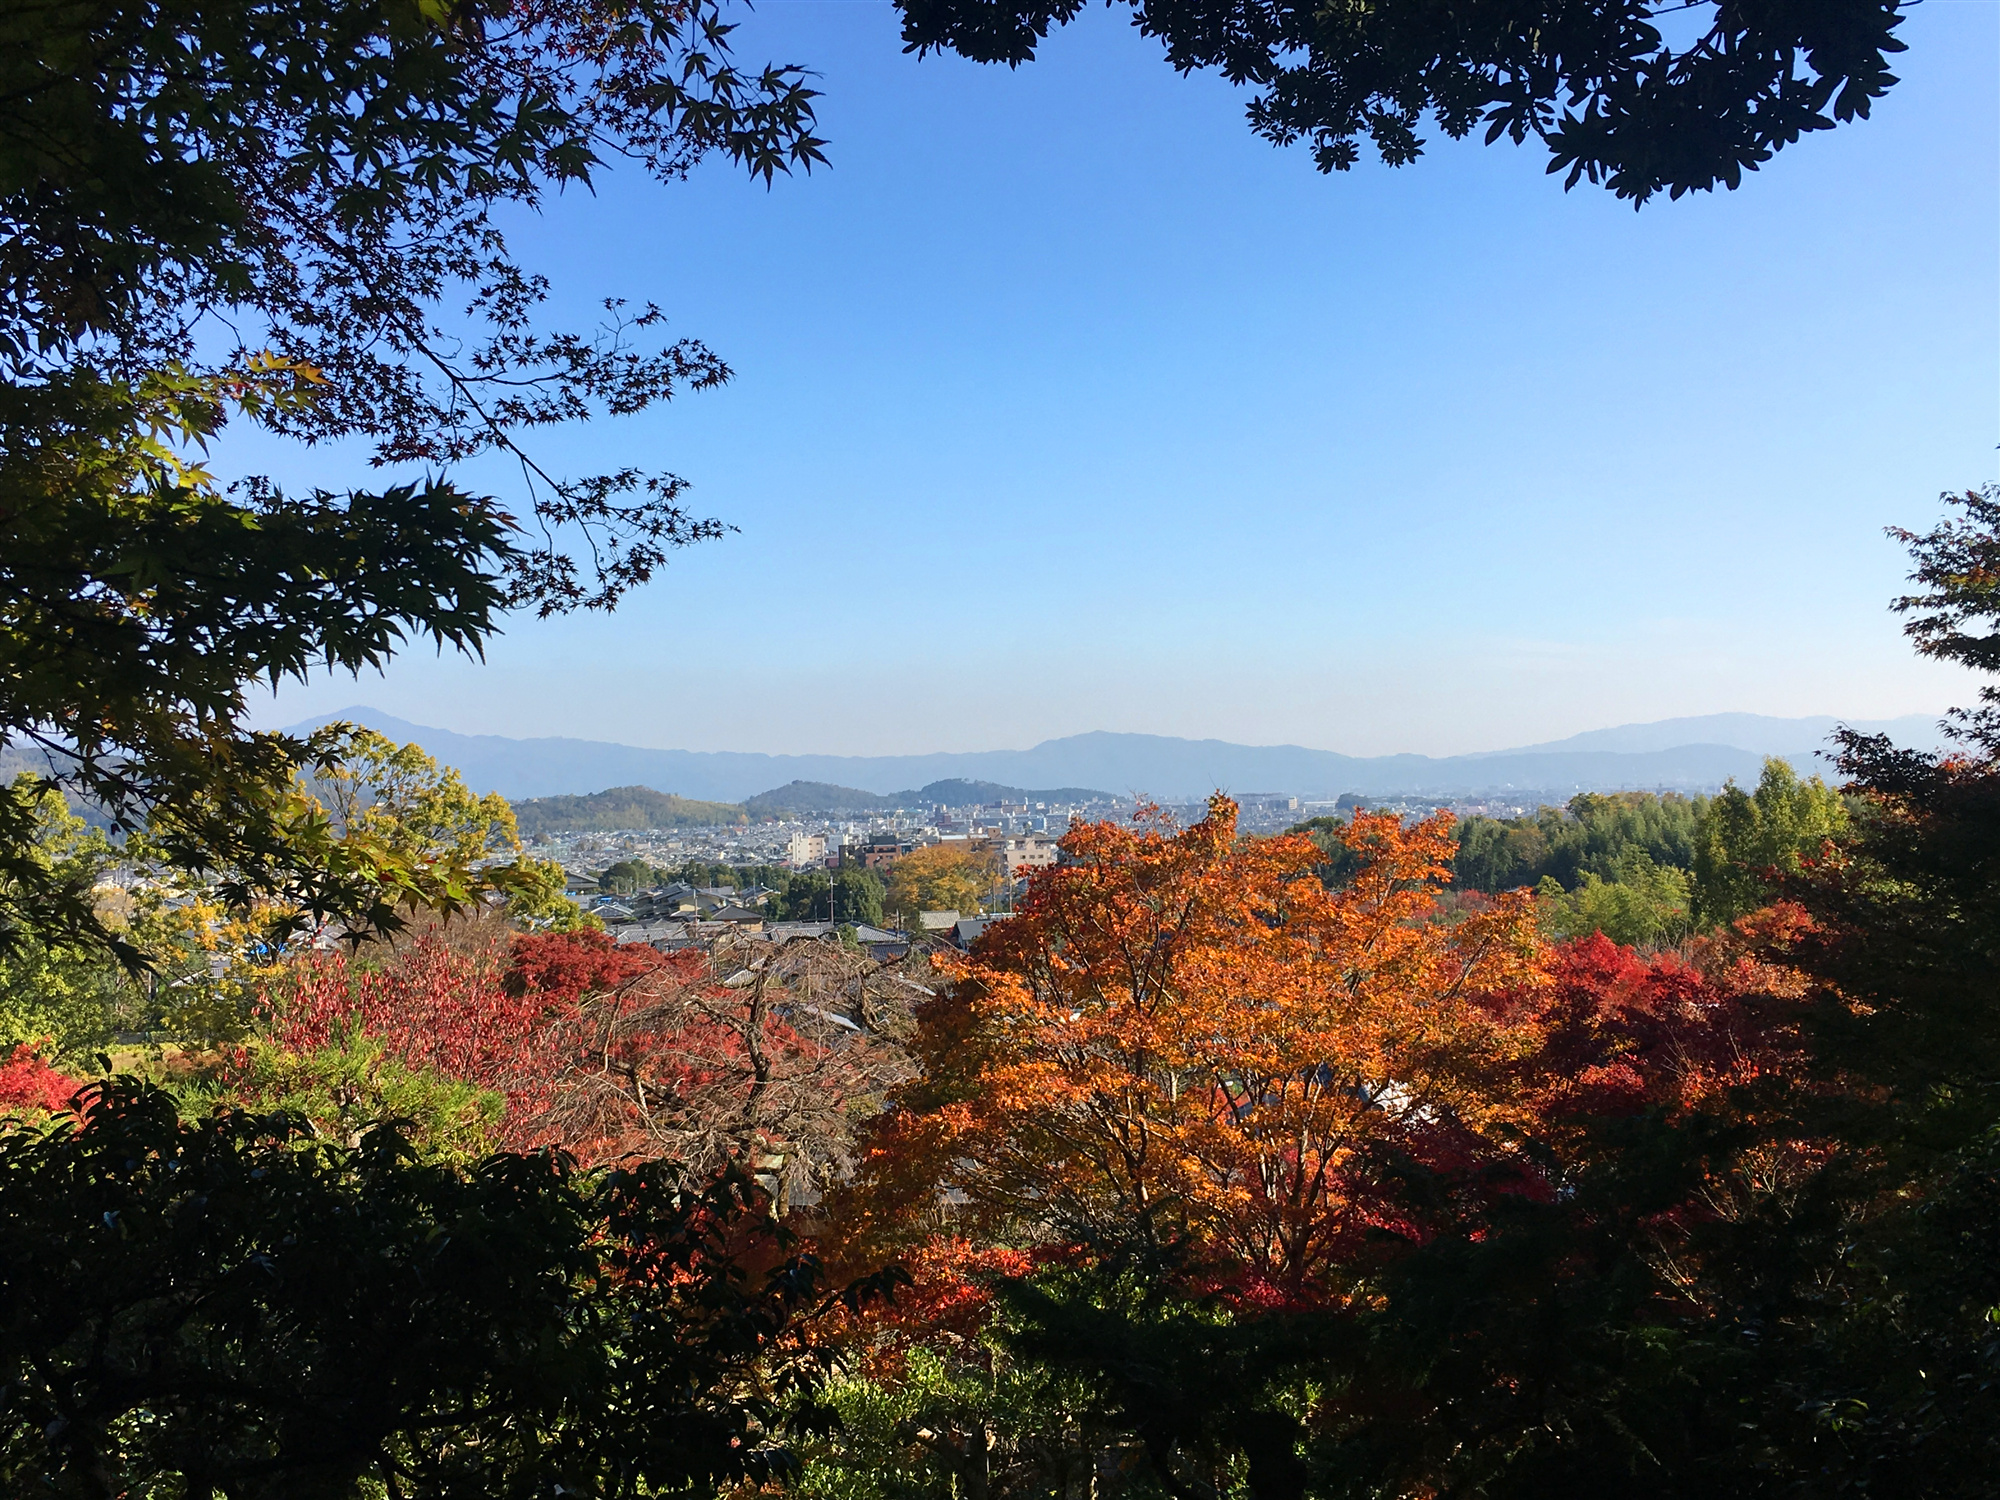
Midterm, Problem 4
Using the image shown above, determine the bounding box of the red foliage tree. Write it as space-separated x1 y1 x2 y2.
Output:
258 928 910 1190
830 795 1828 1355
514 931 912 1198
0 1046 85 1116
265 930 541 1095
1496 913 1817 1136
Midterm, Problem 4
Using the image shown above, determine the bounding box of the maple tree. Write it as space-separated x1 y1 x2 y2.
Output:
894 0 1907 202
2 0 825 971
302 730 517 874
811 921 1828 1500
810 494 2000 1499
1718 486 2000 1493
260 926 624 1136
810 800 1866 1500
0 1046 84 1117
220 728 568 951
521 933 916 1200
254 927 916 1194
837 797 1546 1307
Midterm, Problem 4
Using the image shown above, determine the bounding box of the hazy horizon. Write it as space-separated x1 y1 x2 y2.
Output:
283 703 1955 765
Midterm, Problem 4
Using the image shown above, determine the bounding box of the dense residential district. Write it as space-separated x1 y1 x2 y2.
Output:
532 779 1606 954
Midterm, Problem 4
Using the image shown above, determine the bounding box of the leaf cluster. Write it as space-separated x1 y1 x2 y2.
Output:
1891 485 2000 753
884 843 997 923
836 798 1546 1301
1 366 515 966
2 0 826 969
893 0 1907 202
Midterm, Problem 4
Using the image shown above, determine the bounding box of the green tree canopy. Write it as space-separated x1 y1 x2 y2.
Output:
1890 485 2000 752
1692 757 1847 926
1452 790 1704 894
1536 848 1692 948
0 786 133 1057
834 866 887 927
779 870 832 922
599 858 655 896
0 1079 834 1496
306 730 519 873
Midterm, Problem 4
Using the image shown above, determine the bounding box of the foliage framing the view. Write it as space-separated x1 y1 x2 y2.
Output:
894 0 1908 202
2 0 825 610
1 0 824 966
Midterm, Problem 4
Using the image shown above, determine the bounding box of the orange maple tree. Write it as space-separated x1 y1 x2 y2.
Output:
833 796 1547 1307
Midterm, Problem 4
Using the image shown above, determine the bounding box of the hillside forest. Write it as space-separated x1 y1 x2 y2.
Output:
512 778 1114 835
2 2 1984 1496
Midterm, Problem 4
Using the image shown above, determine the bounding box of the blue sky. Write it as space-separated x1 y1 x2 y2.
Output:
252 0 2000 757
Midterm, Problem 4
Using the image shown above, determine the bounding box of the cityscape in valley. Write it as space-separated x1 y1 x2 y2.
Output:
533 779 1306 950
479 706 1952 954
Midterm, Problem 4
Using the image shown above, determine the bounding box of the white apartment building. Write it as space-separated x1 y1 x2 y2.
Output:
998 832 1059 878
785 832 828 869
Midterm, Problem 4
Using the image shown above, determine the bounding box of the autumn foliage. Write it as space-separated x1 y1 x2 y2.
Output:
884 841 995 920
264 929 570 1113
0 1046 84 1116
835 799 1550 1306
259 927 906 1186
1500 912 1816 1137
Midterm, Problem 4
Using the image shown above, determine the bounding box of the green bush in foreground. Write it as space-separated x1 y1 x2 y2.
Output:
0 1079 826 1498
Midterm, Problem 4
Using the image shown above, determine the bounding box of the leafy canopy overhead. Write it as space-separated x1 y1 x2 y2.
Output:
2 0 825 609
894 0 1909 202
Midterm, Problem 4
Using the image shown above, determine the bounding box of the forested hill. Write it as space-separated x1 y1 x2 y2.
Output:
742 781 897 817
513 775 1123 830
511 786 747 836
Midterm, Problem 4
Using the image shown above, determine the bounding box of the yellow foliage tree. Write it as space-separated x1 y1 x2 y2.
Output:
305 731 518 870
884 843 996 923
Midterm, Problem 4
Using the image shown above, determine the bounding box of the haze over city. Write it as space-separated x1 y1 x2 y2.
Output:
240 0 1997 760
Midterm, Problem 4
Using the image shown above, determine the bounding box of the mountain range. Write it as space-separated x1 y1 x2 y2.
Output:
286 708 1953 804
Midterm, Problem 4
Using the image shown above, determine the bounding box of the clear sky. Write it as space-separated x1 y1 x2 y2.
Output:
250 0 2000 757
